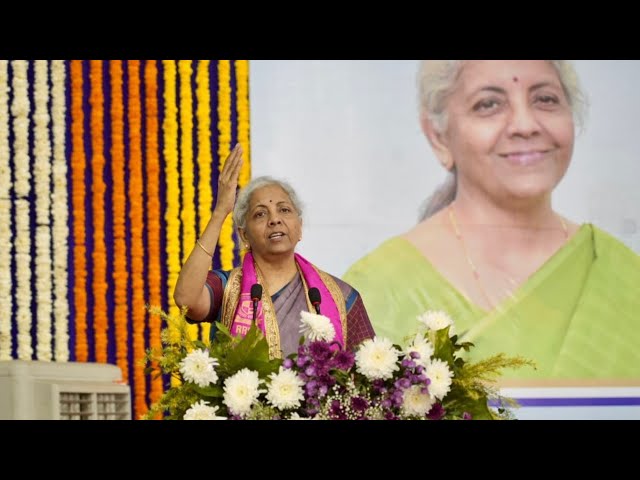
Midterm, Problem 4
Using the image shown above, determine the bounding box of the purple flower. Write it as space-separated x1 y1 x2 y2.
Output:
317 373 336 388
296 355 309 368
305 380 318 396
333 350 355 370
309 341 332 362
305 365 316 377
351 396 369 412
384 411 397 420
427 403 446 420
410 351 421 360
462 412 473 420
394 378 411 390
283 358 294 369
401 359 416 369
330 399 346 420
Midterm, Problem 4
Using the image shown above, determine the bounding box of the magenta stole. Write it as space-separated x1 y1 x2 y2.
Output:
229 252 345 348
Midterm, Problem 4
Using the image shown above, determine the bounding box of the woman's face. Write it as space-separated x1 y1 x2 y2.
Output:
240 184 302 259
435 60 575 206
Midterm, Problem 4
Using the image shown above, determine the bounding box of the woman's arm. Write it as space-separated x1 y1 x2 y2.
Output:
173 144 243 320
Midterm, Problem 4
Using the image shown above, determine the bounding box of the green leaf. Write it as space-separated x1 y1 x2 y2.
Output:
432 327 455 365
193 384 224 398
459 395 494 420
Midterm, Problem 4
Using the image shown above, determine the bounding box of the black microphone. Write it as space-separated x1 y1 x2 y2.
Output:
250 284 263 323
308 287 321 314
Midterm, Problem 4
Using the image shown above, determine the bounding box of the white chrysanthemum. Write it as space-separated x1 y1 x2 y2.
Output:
417 310 456 337
266 367 305 410
183 400 226 420
299 311 336 342
402 384 436 417
404 334 434 367
223 368 264 417
289 412 314 420
355 337 401 380
179 349 219 387
425 358 454 400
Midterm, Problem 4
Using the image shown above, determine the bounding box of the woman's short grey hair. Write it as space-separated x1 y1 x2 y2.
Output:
233 175 304 230
417 60 588 220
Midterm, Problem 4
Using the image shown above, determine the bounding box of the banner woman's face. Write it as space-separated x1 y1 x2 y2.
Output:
441 60 575 206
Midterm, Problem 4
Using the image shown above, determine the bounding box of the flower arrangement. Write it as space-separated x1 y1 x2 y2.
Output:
143 307 532 420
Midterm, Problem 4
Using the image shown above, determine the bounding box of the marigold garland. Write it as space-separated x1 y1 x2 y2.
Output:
217 60 234 270
89 60 108 364
127 60 148 415
195 60 212 343
178 60 199 343
144 60 164 408
178 61 196 267
69 60 88 361
162 60 182 355
110 60 129 380
235 60 251 189
51 60 69 362
34 60 53 361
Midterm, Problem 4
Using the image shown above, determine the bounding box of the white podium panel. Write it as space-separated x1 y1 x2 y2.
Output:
497 379 640 420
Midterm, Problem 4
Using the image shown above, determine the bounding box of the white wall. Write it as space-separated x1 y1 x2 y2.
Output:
250 60 640 277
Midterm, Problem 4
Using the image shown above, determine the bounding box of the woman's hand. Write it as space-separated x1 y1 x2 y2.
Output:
214 143 244 216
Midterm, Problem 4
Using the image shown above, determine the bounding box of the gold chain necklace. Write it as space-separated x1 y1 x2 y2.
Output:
447 204 568 311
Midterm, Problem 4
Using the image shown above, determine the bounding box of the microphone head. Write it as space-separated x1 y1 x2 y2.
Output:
250 284 263 301
308 287 321 305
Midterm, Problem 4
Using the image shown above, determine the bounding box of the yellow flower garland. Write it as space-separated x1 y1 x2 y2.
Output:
178 60 198 343
217 60 234 270
195 60 213 343
235 60 251 189
162 60 182 352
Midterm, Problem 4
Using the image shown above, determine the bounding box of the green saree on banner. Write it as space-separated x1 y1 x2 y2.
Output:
343 224 640 380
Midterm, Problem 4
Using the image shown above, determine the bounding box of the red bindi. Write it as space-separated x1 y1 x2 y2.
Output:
513 76 519 82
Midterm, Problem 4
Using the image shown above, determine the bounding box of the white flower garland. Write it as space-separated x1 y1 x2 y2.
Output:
0 60 12 361
50 60 69 361
11 60 32 360
34 60 52 361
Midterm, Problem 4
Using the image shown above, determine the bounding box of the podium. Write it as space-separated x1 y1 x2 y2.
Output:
497 378 640 420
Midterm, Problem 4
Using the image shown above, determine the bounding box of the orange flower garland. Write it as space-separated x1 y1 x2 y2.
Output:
89 60 108 363
70 60 88 362
144 60 164 408
110 60 129 381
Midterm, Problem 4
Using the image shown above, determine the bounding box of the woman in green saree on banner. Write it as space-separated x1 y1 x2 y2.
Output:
174 144 375 359
343 60 640 380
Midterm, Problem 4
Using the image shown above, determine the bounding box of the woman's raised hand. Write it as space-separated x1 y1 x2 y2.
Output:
214 143 243 216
